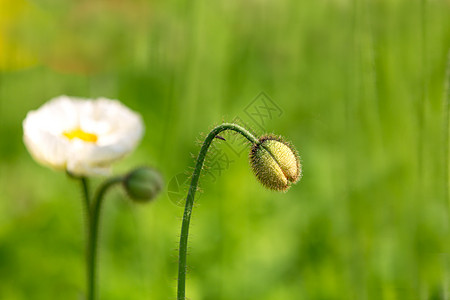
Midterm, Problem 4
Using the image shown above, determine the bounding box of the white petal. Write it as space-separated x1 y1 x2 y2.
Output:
23 114 69 169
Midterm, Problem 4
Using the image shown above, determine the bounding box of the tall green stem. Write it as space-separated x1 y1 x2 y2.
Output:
80 177 92 299
177 123 259 300
86 176 124 300
80 177 90 217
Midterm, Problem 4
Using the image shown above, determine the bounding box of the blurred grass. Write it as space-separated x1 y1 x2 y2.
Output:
0 0 450 299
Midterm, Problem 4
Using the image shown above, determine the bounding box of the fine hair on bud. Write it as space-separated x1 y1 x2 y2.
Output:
249 135 301 192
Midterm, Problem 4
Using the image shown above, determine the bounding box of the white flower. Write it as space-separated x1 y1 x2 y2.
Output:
23 95 144 176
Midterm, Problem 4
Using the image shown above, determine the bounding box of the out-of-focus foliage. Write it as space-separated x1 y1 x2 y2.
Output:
0 0 449 299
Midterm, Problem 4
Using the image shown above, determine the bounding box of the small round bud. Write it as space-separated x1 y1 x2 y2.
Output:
123 167 164 202
249 135 301 192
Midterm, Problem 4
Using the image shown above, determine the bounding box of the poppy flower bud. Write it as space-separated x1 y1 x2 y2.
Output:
123 167 164 202
249 135 301 192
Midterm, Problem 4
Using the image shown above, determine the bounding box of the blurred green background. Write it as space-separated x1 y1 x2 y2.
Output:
1 0 450 299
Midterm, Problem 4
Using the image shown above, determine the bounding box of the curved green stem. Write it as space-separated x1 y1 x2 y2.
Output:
87 176 124 300
177 123 259 300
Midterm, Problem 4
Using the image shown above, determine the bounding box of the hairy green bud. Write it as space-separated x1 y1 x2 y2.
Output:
123 167 164 202
249 135 301 191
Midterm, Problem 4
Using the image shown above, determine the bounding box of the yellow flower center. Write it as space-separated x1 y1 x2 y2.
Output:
63 128 98 143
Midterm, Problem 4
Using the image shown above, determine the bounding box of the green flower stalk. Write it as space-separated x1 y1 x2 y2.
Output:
82 166 163 300
83 175 124 300
177 123 301 300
